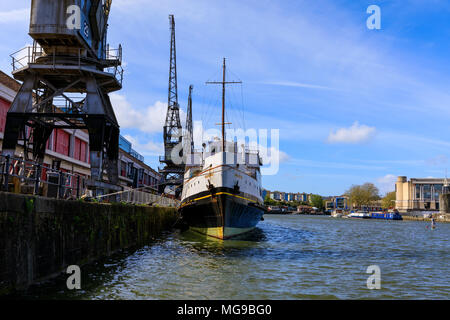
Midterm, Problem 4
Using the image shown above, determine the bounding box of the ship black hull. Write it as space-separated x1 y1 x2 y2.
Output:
179 187 266 239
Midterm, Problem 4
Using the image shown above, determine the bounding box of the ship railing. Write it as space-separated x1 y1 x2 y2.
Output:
0 154 87 199
95 187 180 207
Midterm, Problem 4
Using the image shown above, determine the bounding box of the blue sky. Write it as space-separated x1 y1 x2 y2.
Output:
1 0 450 196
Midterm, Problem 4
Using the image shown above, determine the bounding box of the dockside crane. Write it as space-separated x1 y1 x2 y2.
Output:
159 15 185 196
183 85 194 162
3 0 123 195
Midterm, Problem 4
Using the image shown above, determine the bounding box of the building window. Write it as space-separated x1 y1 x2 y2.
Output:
120 161 127 177
433 184 443 201
73 137 81 160
415 185 421 200
127 162 134 179
423 184 431 200
138 168 144 183
55 129 70 156
47 130 54 151
81 141 87 162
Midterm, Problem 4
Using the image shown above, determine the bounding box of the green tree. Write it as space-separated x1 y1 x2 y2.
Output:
310 194 324 210
264 195 277 206
381 191 396 209
345 183 380 208
291 200 302 207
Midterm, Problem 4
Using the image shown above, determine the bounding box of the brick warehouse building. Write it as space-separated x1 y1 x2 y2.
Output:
0 70 161 194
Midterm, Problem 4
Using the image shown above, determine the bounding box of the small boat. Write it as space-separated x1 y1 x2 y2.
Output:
347 211 371 219
370 210 402 220
331 209 344 218
267 206 282 214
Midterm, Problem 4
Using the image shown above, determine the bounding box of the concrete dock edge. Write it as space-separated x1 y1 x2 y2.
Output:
0 192 179 295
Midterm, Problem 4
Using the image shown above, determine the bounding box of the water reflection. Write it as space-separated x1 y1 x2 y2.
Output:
5 215 450 300
181 227 267 243
177 227 268 258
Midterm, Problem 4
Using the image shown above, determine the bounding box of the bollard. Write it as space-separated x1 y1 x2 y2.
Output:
34 164 41 195
58 172 65 199
76 175 80 199
3 155 10 191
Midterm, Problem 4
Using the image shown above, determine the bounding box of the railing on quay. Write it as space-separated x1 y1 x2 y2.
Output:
0 155 179 207
95 186 180 208
0 154 87 199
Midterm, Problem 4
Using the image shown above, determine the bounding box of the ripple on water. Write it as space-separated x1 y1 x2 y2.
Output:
10 215 450 300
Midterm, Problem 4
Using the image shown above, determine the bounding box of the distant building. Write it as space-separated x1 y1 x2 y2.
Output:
325 196 349 211
118 135 161 190
262 189 314 204
325 195 383 212
304 193 312 203
396 176 445 212
272 191 281 201
297 204 313 213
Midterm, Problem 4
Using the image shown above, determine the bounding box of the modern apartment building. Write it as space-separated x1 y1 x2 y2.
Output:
263 189 313 203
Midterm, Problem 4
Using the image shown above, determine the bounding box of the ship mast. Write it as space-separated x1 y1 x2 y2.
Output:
206 58 241 151
221 58 226 151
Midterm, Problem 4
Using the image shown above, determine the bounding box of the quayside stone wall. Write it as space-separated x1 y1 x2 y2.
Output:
0 192 178 294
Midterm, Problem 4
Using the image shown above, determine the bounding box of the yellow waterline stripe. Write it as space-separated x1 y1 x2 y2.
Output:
181 192 259 207
216 192 257 203
193 194 214 201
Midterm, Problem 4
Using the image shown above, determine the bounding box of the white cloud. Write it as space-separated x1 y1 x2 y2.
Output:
376 174 397 196
258 145 290 164
110 93 185 134
327 121 376 144
123 134 164 156
0 8 29 23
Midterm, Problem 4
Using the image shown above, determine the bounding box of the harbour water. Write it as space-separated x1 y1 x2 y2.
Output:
9 215 449 300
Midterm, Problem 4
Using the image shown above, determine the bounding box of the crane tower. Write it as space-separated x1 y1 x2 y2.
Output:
159 15 185 196
3 0 123 194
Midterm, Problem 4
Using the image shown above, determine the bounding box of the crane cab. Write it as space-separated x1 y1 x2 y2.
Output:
29 0 111 60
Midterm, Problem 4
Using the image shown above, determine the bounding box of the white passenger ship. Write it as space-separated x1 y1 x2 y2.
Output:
178 59 266 239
